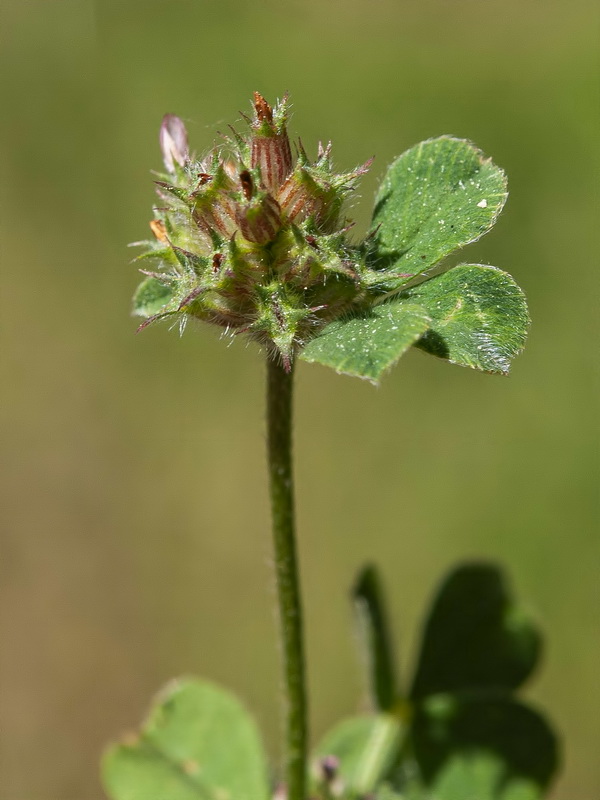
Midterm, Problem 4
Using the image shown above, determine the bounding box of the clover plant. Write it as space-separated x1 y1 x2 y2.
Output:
102 94 558 800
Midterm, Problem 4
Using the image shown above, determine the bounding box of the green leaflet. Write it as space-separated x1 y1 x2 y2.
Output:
300 303 430 383
410 563 541 700
133 276 175 317
301 264 527 380
372 137 507 287
403 264 529 374
102 678 269 800
313 714 405 795
411 693 559 800
353 565 398 712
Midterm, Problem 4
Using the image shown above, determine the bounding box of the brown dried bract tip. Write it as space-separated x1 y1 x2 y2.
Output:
253 91 273 123
149 219 168 243
239 170 254 201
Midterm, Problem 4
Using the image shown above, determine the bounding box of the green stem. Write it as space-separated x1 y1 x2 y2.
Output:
266 356 307 800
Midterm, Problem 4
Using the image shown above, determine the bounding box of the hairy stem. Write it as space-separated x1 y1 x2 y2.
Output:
267 356 307 799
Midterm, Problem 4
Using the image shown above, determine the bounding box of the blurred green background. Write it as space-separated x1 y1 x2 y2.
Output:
1 0 598 797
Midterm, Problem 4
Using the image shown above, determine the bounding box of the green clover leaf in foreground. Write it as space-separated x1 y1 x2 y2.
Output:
132 95 528 381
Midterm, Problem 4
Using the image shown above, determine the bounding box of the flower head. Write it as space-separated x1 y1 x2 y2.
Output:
133 93 373 369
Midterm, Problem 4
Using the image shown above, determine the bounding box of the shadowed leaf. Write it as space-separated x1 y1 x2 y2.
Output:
411 564 541 700
412 692 559 799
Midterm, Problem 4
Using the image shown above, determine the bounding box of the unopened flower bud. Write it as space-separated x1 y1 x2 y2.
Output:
278 167 330 227
160 114 189 173
251 92 293 194
191 165 238 238
193 195 238 239
235 189 282 244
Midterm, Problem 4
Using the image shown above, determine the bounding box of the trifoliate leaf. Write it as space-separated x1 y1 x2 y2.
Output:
372 137 507 286
102 677 269 800
301 303 430 383
314 714 405 795
132 276 175 317
404 264 529 374
411 693 559 799
410 564 541 700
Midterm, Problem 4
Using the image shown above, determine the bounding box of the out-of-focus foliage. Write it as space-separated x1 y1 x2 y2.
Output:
103 679 269 800
1 0 597 798
311 563 558 799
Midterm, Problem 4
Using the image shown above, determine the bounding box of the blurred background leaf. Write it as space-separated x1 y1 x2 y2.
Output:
410 563 541 699
1 1 597 798
412 693 559 800
352 564 398 711
102 677 269 800
313 714 405 794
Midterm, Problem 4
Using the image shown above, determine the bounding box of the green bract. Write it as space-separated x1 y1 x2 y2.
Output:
132 95 528 380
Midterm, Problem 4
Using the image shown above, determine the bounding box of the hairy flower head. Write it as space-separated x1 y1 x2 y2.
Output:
132 93 373 369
